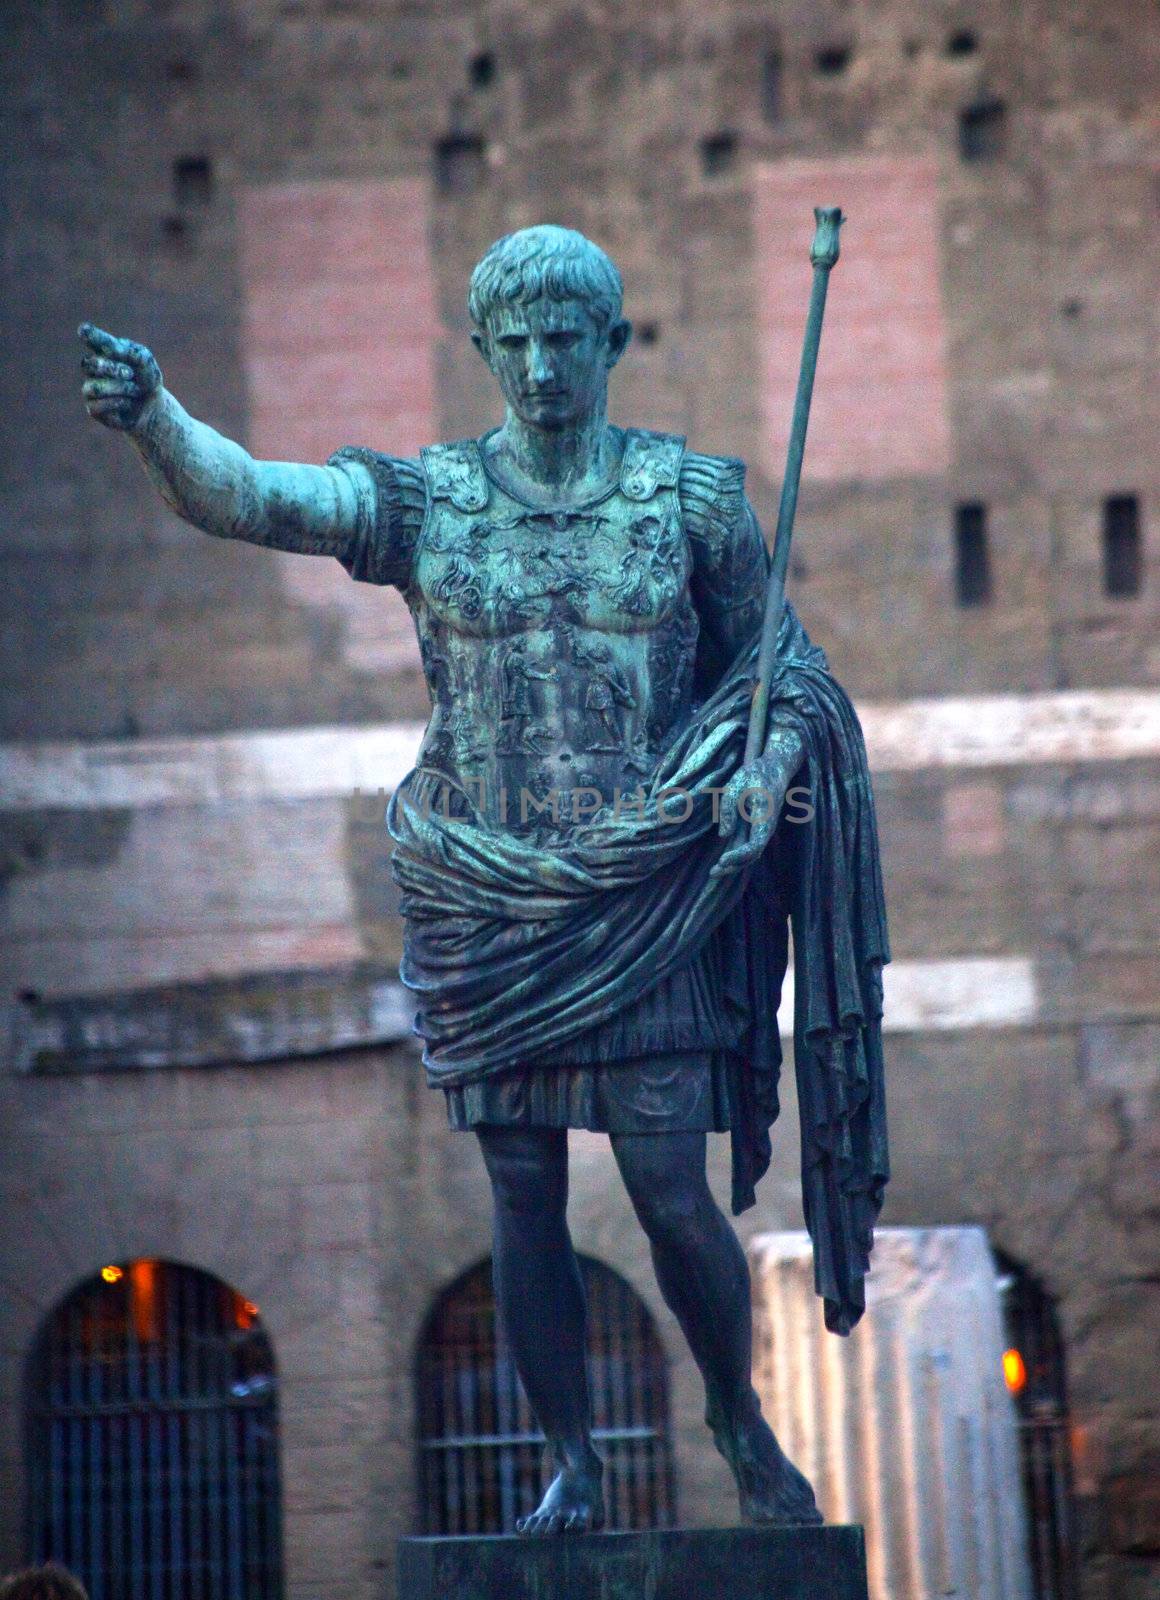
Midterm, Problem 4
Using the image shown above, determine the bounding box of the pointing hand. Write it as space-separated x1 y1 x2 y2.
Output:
78 323 162 431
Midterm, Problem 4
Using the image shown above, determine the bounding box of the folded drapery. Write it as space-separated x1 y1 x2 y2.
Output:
389 604 890 1335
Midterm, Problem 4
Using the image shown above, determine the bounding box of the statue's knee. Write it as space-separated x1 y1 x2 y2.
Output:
612 1133 711 1241
635 1175 704 1244
480 1131 567 1220
495 1171 565 1221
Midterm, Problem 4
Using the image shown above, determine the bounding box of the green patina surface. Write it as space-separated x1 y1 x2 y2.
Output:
79 221 888 1329
80 227 887 1537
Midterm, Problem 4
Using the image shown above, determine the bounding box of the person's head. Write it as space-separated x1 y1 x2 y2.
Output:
468 225 631 429
0 1565 89 1600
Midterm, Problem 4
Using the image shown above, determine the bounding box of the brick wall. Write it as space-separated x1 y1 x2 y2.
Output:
239 176 436 675
3 0 1156 735
754 155 951 485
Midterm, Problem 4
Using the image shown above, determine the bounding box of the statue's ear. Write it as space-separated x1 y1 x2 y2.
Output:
606 319 632 369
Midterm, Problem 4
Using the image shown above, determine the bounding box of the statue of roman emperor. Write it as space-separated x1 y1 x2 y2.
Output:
81 223 888 1537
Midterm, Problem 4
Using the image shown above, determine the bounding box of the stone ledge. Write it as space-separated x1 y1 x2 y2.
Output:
10 962 415 1075
397 1525 868 1600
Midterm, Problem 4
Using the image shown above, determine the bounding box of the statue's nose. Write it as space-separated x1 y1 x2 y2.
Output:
528 343 553 385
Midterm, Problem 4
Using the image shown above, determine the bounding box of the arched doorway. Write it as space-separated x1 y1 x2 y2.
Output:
995 1250 1079 1600
25 1259 283 1600
415 1254 676 1534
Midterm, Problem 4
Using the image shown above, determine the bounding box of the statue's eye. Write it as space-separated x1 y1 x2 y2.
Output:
497 334 528 350
545 331 580 348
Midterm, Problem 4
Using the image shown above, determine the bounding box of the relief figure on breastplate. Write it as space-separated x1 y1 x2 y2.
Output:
497 638 555 755
610 511 685 617
573 638 635 752
647 601 699 748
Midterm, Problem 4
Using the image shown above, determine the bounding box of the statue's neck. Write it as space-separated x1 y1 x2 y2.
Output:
490 404 617 506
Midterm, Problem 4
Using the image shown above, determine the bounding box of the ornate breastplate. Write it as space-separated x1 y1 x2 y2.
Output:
410 430 700 836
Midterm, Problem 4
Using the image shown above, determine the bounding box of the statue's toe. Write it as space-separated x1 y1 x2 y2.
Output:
742 1458 824 1526
515 1459 605 1536
516 1507 562 1537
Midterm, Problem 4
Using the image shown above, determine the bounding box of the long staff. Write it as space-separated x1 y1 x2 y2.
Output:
744 205 844 765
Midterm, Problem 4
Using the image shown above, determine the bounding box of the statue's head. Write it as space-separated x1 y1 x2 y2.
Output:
469 225 631 429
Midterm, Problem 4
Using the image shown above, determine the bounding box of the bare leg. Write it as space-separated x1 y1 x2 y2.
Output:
476 1125 605 1535
609 1129 821 1524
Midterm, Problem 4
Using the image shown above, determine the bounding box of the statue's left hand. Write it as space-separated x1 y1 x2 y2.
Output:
709 726 805 879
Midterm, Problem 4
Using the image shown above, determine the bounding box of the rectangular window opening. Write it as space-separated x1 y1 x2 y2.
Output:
1103 494 1142 598
173 155 213 207
761 49 783 122
959 98 1006 161
955 502 992 607
699 130 739 177
434 133 487 195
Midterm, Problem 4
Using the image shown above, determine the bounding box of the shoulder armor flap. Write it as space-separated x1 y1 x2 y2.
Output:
620 430 687 501
420 440 489 513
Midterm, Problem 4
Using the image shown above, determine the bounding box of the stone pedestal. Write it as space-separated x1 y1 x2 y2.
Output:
397 1525 869 1600
750 1227 1031 1600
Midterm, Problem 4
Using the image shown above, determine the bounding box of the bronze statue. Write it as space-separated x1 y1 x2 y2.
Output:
80 221 889 1537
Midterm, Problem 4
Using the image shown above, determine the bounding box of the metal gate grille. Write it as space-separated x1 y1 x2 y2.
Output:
26 1259 283 1600
996 1252 1078 1600
416 1255 676 1534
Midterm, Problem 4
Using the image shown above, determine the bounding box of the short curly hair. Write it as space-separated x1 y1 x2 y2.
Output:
0 1565 89 1600
468 225 623 333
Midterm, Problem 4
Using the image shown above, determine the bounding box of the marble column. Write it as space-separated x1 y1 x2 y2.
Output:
750 1226 1031 1600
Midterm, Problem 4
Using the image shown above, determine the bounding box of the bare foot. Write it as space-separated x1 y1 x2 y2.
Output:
516 1458 606 1537
708 1394 823 1526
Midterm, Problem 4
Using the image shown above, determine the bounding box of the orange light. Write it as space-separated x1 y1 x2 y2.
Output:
235 1296 259 1330
100 1264 124 1284
129 1259 160 1342
1002 1347 1027 1394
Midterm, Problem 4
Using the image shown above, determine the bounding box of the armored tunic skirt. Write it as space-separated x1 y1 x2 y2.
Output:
328 427 890 1332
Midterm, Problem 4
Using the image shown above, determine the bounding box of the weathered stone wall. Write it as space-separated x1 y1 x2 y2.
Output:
1 1 1157 1598
3 0 1157 736
2 732 1156 1598
0 1043 484 1600
1 991 1153 1600
0 1038 815 1600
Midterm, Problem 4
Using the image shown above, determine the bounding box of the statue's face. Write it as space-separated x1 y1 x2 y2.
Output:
474 297 629 428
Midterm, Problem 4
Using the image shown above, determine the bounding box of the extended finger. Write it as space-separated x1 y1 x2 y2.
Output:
711 838 759 878
713 818 774 876
81 354 133 379
78 323 135 361
717 776 742 838
720 769 756 837
82 377 136 400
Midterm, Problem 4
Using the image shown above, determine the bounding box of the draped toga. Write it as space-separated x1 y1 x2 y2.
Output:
329 428 890 1334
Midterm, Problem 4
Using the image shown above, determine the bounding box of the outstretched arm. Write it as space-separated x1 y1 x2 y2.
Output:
79 324 367 555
